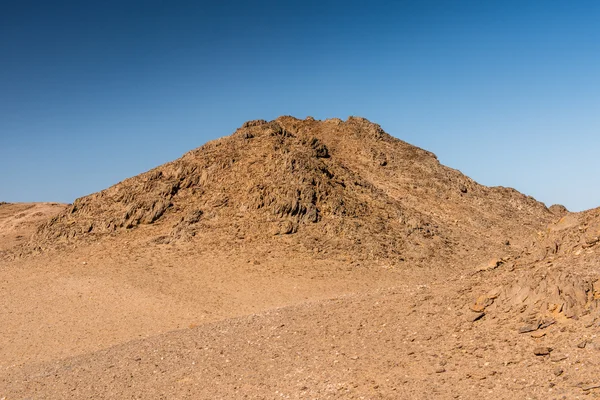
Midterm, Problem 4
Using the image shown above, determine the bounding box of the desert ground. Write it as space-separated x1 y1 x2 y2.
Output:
1 116 598 399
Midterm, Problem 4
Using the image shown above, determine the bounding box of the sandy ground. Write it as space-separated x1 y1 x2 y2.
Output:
1 214 598 399
3 271 600 399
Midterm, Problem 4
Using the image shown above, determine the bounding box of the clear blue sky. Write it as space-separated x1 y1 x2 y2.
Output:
1 0 598 211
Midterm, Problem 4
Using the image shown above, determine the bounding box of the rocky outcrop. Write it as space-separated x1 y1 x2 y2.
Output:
29 116 552 266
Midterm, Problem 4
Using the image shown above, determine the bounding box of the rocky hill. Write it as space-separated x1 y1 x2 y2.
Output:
32 116 552 268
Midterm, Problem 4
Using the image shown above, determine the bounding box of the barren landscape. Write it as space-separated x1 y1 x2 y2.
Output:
1 116 599 399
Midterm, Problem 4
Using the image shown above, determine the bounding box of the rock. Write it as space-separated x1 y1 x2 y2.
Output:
183 209 203 225
278 220 297 235
475 258 504 273
470 303 486 313
582 384 600 391
531 331 546 338
548 204 568 216
577 340 587 349
519 323 539 334
470 294 495 312
582 236 599 248
470 312 485 322
435 367 446 373
533 347 552 356
553 367 564 376
550 354 568 362
314 144 329 158
241 119 268 128
539 319 556 329
307 137 329 158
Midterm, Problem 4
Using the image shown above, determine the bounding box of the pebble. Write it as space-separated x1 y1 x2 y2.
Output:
533 347 552 356
519 324 539 334
519 324 540 333
470 312 485 322
582 384 600 391
553 367 564 376
550 354 568 362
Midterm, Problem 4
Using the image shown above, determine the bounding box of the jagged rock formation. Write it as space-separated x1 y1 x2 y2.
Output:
32 116 551 266
472 207 600 321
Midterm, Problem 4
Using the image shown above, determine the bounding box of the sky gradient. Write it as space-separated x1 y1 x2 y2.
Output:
1 0 599 211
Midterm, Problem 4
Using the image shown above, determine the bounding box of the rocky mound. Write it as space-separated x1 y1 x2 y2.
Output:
471 207 600 323
31 116 552 266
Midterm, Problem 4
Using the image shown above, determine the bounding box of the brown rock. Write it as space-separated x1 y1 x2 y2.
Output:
533 347 552 356
550 354 568 362
519 324 539 334
470 312 485 322
548 204 568 217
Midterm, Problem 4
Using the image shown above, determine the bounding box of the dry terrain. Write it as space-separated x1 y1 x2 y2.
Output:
1 117 598 399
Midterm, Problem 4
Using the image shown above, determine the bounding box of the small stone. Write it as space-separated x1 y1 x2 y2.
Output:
519 324 539 334
435 367 446 373
531 331 546 338
470 295 494 312
470 312 485 322
577 340 587 349
475 258 503 273
554 367 564 376
470 303 486 312
550 354 568 362
539 319 556 329
533 347 553 356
